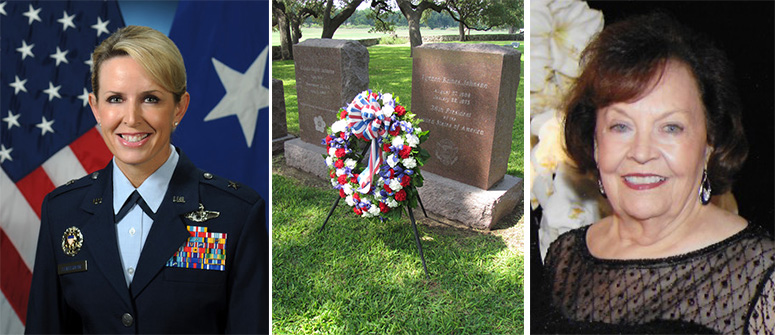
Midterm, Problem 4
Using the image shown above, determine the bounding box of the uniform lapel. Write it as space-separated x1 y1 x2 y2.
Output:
78 163 133 307
129 151 200 298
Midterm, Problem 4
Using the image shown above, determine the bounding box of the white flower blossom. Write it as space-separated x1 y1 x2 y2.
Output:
343 184 353 195
406 134 420 147
386 154 399 168
345 196 355 207
387 198 399 208
345 158 357 169
391 136 404 147
328 147 336 156
368 204 380 216
325 156 333 167
331 179 338 187
402 157 417 169
336 168 346 176
389 178 403 191
331 119 348 133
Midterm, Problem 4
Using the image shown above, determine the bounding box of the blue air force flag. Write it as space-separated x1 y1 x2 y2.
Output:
168 1 269 202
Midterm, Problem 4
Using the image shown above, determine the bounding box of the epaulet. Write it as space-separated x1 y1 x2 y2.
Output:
47 171 100 199
198 171 260 204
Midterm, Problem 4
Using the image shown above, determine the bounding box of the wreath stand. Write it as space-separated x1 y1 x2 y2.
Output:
318 144 431 279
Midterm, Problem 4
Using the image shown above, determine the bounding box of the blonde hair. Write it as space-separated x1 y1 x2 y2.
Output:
91 25 187 102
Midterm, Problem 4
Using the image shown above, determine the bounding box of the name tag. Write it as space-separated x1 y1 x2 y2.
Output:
57 260 87 275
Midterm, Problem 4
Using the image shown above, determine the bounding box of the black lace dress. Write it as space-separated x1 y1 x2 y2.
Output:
537 224 775 334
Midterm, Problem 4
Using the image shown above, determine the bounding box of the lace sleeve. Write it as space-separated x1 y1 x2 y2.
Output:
747 265 775 334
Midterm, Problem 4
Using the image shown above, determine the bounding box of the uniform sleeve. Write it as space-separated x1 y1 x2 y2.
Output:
25 195 81 334
747 265 775 334
225 197 268 334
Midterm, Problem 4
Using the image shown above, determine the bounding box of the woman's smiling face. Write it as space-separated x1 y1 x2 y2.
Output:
595 60 711 222
89 55 188 175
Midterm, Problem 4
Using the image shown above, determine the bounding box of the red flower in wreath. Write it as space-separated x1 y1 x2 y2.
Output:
351 174 359 184
395 189 407 201
353 193 361 201
399 146 412 159
383 143 391 152
335 159 344 168
400 175 411 187
330 170 336 178
383 184 393 194
337 175 348 185
379 202 390 213
340 111 348 119
389 127 401 136
339 189 346 198
395 105 406 116
335 148 346 158
354 207 363 215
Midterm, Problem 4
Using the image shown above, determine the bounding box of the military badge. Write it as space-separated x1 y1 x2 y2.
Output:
61 226 83 256
184 203 220 223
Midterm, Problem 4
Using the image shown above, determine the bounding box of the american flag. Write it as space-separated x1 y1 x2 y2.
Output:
0 1 124 332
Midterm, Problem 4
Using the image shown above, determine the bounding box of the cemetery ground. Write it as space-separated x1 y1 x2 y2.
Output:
272 42 524 333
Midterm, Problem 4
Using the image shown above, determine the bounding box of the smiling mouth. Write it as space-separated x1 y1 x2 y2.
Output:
119 134 149 143
622 174 667 190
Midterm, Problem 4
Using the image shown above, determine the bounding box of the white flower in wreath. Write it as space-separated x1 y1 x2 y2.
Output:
406 134 420 147
331 119 348 134
328 147 336 157
402 157 417 169
386 154 399 168
343 184 354 196
345 195 355 207
391 136 404 147
336 168 346 177
325 156 333 168
386 198 399 208
389 178 403 191
330 179 338 187
345 158 357 169
314 115 327 133
368 204 380 216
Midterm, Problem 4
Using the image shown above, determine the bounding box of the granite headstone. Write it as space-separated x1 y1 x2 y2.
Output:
411 43 520 190
293 39 369 146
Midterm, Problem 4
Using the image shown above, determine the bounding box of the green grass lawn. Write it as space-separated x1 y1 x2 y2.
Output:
272 41 524 177
272 172 524 334
272 41 525 334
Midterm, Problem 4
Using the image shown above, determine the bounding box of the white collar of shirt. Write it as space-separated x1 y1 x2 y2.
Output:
112 145 179 215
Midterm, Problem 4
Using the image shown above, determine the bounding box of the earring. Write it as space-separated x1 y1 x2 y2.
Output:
699 169 711 205
173 121 179 128
598 179 606 197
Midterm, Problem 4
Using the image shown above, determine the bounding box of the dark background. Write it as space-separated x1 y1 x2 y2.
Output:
531 1 774 331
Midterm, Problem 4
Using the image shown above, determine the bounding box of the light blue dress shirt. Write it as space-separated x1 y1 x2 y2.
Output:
113 145 179 287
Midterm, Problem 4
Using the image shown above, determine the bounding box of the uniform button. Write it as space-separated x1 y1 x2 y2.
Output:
203 172 213 180
122 313 133 327
127 267 134 275
129 227 136 236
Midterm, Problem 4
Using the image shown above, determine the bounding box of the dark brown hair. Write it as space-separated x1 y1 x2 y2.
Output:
564 12 748 194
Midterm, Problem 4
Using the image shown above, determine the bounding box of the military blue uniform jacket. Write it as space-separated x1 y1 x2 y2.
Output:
26 150 268 334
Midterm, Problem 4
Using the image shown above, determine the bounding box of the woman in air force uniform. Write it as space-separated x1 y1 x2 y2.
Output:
25 25 268 334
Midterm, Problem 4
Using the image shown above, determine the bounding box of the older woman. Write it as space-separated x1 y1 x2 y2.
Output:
539 13 775 334
25 26 268 333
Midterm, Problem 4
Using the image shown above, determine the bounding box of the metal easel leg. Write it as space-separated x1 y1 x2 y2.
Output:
416 193 429 218
408 207 430 279
318 197 341 233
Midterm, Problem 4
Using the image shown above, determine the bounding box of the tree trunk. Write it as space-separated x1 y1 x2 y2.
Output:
290 15 303 44
458 21 465 41
272 1 293 60
321 0 363 39
407 11 423 56
509 26 516 34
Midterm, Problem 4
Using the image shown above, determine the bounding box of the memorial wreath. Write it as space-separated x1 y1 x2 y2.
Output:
323 90 430 220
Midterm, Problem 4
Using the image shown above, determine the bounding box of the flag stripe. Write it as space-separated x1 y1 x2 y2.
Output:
15 167 56 219
42 146 87 188
0 292 25 335
70 127 112 174
0 169 40 269
0 228 32 325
